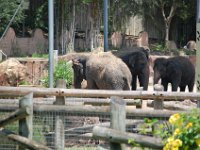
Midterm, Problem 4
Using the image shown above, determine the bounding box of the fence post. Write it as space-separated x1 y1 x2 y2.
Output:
136 87 143 109
18 92 33 150
54 79 66 105
153 84 164 110
110 96 126 150
54 79 66 150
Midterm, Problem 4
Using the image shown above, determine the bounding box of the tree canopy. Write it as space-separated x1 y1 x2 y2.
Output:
0 0 196 52
0 0 25 35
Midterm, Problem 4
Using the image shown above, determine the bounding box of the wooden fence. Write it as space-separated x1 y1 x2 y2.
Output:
0 93 52 150
0 83 199 150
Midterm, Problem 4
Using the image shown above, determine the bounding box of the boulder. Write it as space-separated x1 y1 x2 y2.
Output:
0 58 28 86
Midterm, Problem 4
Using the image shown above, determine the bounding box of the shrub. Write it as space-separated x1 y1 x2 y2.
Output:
129 109 200 150
41 60 73 88
163 110 200 150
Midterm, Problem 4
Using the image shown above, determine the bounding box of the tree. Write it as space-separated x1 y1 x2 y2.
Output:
140 0 194 48
0 0 25 35
109 0 139 32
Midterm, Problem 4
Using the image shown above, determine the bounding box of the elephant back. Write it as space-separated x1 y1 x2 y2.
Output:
86 53 132 90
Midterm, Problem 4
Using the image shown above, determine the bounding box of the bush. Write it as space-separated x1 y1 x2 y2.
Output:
163 110 200 150
129 109 200 150
41 60 73 88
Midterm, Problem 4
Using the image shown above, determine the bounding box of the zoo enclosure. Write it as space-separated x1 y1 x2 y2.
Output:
0 85 199 150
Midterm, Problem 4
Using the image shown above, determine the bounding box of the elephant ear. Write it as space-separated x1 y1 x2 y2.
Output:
72 59 83 75
72 58 87 79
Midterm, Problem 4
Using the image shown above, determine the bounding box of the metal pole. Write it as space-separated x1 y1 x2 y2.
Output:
196 0 200 108
48 0 54 88
103 0 108 52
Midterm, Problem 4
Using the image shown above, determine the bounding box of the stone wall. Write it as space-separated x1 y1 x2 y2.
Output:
0 28 48 57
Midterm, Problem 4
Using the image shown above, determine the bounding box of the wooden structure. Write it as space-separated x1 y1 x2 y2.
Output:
0 92 52 150
0 85 199 149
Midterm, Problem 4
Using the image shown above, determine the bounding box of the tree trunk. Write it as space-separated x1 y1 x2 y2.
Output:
161 0 177 47
67 0 76 53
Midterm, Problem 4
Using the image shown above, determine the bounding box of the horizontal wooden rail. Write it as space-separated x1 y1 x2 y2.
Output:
66 98 142 106
0 107 31 128
0 86 200 100
93 126 163 149
33 104 182 118
0 129 53 150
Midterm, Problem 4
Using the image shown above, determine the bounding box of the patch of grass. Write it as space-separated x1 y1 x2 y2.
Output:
65 147 96 150
31 53 48 58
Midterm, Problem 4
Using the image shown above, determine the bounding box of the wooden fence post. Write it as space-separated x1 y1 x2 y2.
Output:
136 87 143 108
110 96 126 150
153 84 164 110
54 79 66 150
19 92 33 150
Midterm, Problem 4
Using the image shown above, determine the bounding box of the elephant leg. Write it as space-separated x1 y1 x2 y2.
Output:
86 79 98 89
171 78 181 91
171 83 179 91
161 80 168 91
131 75 137 90
138 72 149 90
188 80 195 92
180 86 186 92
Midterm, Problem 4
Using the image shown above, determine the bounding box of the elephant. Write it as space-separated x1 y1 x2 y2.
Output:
112 47 150 90
72 53 132 90
153 56 195 92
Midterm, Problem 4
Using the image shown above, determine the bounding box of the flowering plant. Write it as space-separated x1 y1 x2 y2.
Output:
163 110 200 150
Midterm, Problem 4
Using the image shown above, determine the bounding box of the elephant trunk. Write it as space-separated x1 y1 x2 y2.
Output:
73 76 83 89
153 70 161 85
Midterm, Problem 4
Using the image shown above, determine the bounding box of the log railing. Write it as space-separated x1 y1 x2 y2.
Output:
0 84 199 150
0 93 53 150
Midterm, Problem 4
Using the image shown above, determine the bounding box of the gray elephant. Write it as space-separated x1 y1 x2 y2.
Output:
72 53 132 90
153 56 195 92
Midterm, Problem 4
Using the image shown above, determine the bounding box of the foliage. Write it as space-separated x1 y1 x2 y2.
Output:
41 60 73 88
133 109 200 150
34 1 48 31
139 0 195 43
163 110 200 150
0 0 25 34
19 80 31 85
150 43 166 51
184 50 196 56
31 53 48 58
176 0 195 22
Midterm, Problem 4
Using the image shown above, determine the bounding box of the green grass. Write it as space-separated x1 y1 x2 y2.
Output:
65 147 96 150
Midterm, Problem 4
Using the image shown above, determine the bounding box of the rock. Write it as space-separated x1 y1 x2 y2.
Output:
0 58 28 86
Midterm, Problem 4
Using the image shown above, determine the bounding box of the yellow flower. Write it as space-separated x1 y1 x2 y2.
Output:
195 138 200 147
185 122 193 129
174 128 181 136
173 139 182 147
169 113 180 125
167 137 174 142
171 148 179 150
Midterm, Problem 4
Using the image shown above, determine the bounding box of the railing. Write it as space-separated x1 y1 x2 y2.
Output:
0 82 199 150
